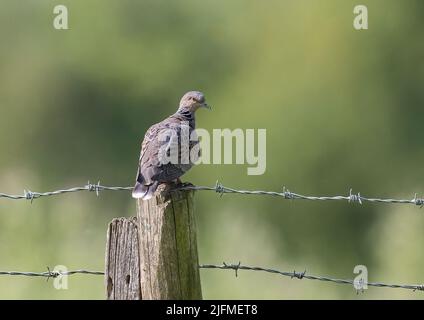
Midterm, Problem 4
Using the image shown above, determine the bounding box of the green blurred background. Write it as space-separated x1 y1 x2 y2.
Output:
0 0 423 299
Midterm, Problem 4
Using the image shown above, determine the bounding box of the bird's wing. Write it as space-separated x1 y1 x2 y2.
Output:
136 123 164 184
137 118 186 185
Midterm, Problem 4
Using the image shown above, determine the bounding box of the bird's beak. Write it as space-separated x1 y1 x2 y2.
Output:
202 103 212 110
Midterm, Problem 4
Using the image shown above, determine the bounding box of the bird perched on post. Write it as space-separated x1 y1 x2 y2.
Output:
132 91 210 200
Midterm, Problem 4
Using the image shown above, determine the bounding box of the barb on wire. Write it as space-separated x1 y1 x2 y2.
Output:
180 181 424 208
2 264 423 293
0 181 132 202
199 262 424 293
0 180 423 208
0 268 104 278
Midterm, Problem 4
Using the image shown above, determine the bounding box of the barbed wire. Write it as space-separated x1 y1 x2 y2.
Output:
0 181 132 203
1 181 422 295
181 182 424 207
1 263 422 293
199 262 424 293
0 180 423 207
0 268 104 280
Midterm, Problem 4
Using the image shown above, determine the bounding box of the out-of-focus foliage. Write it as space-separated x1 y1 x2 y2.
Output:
0 0 423 299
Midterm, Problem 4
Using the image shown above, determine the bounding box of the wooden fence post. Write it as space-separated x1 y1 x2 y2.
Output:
105 184 202 300
105 217 141 300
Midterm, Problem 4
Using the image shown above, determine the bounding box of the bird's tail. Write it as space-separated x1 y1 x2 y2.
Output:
132 181 159 200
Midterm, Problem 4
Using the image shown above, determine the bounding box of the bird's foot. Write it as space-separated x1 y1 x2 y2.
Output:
178 181 194 188
171 179 193 188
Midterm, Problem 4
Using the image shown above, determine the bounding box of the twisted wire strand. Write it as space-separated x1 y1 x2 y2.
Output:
181 182 424 207
199 263 424 292
1 264 422 293
0 269 104 278
0 181 132 202
0 180 423 207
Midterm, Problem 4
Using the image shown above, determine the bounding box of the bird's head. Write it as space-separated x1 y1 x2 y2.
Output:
178 91 211 113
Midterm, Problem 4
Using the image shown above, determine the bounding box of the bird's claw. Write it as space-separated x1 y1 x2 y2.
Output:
177 181 194 188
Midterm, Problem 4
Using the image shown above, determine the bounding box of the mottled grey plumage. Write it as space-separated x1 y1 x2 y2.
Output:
132 91 210 200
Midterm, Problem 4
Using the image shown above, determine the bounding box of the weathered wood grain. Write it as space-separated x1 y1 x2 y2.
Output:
137 184 202 299
105 217 141 300
105 184 202 300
